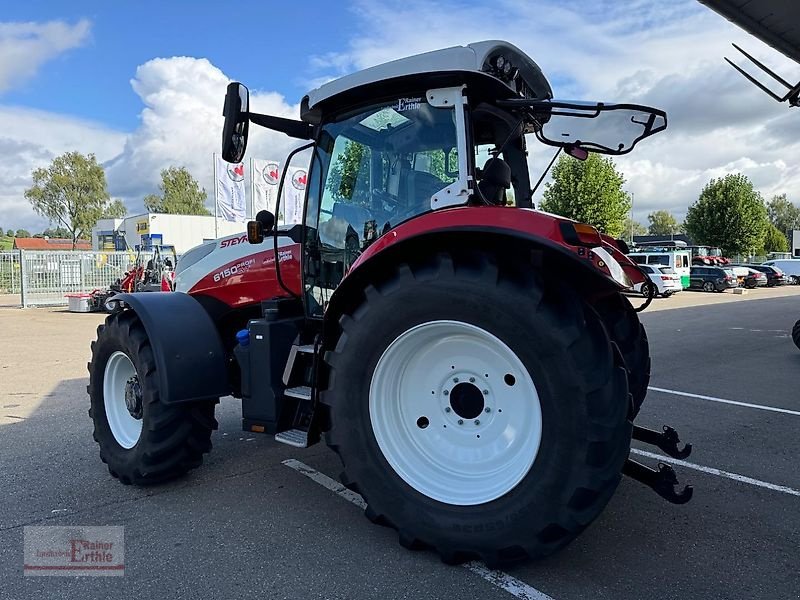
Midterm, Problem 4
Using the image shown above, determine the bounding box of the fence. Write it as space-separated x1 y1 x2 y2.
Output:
0 250 152 308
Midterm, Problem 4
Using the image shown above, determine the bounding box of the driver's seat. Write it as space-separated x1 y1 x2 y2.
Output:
477 157 511 205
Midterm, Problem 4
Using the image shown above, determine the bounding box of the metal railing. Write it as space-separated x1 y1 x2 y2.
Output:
0 251 22 306
2 250 153 308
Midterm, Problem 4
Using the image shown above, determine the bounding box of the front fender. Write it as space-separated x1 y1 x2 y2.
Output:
114 292 229 403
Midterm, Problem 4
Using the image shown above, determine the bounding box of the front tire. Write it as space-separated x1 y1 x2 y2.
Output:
793 320 800 350
88 310 218 485
321 252 631 565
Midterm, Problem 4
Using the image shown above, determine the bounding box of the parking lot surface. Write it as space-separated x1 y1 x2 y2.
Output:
1 288 799 599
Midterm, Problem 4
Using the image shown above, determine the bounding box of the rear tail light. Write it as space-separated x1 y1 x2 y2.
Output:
661 276 669 281
559 222 603 247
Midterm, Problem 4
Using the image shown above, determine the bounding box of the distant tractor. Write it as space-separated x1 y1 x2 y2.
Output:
88 41 692 565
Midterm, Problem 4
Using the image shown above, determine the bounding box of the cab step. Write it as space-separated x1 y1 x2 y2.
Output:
284 385 312 400
275 428 309 448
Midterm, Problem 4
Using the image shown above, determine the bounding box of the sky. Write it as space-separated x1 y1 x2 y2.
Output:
2 0 800 233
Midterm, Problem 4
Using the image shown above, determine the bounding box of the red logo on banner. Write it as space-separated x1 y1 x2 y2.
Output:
226 163 245 182
263 162 280 185
291 169 307 190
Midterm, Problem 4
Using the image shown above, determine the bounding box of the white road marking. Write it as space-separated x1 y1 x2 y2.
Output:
647 386 800 417
630 449 800 497
282 459 555 600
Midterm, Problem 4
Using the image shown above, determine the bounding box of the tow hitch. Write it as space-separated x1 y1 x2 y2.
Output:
624 425 694 504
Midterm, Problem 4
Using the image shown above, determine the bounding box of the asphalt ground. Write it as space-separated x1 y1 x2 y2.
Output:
1 285 799 600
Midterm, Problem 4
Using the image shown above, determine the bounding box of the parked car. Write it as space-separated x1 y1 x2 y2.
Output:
689 266 738 292
740 264 786 287
731 266 768 289
627 250 691 289
761 259 800 284
632 265 683 297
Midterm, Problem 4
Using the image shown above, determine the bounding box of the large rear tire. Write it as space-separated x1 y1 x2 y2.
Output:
793 319 800 351
594 293 651 418
321 252 631 565
88 310 218 485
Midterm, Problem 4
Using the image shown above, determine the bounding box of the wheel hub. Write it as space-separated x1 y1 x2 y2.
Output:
448 381 485 419
369 320 542 506
124 376 143 419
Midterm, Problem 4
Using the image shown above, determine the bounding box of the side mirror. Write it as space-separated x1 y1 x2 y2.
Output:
246 210 275 244
221 82 250 163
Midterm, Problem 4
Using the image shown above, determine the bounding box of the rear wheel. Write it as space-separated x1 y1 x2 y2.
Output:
703 281 715 292
88 310 218 484
321 252 631 565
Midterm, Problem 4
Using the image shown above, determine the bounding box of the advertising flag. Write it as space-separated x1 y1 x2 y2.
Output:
252 159 281 215
252 159 307 225
215 155 247 222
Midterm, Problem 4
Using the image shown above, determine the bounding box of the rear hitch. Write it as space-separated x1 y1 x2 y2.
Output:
632 424 692 459
623 459 693 504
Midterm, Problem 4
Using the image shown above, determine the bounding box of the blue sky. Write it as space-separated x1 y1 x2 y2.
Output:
2 0 800 231
1 1 353 130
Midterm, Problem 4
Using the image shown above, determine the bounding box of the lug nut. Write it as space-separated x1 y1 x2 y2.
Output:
469 377 475 383
453 377 459 383
445 407 451 413
484 407 491 413
483 389 489 395
458 419 464 425
474 419 480 425
443 390 449 396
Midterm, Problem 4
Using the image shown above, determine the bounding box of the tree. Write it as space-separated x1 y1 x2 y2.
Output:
765 193 800 242
24 152 112 249
540 154 631 237
144 167 209 215
103 198 127 219
647 210 680 236
763 222 789 253
5 229 12 237
684 174 768 255
624 217 647 237
15 229 30 238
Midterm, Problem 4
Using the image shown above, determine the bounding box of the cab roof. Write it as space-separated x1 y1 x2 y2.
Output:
300 40 552 122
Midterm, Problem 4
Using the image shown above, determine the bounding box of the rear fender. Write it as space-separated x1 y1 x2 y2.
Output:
114 292 229 403
323 227 631 342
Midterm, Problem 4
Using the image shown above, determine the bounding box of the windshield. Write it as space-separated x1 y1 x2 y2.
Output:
304 96 460 313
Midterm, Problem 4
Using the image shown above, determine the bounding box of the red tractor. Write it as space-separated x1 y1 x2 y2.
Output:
88 41 692 565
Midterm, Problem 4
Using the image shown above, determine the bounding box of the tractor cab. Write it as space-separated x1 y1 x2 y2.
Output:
223 41 666 316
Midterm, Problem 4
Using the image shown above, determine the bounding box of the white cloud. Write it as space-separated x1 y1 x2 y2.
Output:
0 19 91 93
104 56 304 214
0 106 125 232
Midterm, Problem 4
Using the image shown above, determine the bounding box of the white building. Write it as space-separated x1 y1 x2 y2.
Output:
793 230 800 258
92 213 244 255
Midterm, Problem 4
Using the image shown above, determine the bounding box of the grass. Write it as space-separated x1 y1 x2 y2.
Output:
0 236 13 251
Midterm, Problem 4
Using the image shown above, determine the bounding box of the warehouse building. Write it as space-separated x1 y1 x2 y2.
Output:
91 213 243 255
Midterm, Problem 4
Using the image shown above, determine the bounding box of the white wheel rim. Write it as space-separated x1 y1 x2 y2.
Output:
369 320 542 506
103 351 143 449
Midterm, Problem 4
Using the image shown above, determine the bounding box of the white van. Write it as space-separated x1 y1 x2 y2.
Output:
761 259 800 284
628 251 691 288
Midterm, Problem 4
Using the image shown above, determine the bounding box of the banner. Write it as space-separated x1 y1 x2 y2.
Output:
252 159 307 225
252 159 281 216
215 155 246 222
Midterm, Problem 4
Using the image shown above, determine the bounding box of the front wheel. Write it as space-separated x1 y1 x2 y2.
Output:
321 252 631 565
88 310 218 484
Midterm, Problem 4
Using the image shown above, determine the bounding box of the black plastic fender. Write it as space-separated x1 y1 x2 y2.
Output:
114 292 229 403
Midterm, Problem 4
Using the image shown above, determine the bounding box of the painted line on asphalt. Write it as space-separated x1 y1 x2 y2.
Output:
282 459 555 600
647 386 800 417
630 449 800 497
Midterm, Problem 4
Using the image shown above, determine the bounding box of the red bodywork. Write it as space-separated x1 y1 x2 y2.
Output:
348 207 646 287
185 207 644 310
187 243 302 308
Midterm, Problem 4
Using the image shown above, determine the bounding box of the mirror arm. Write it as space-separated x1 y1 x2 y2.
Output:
247 112 314 140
